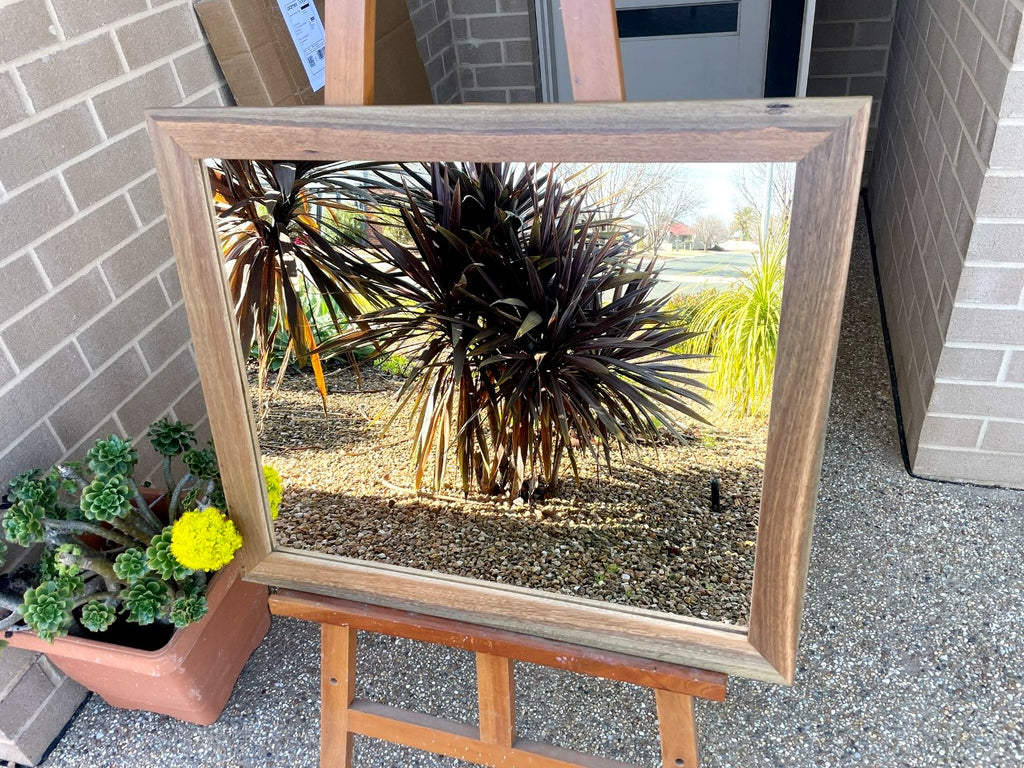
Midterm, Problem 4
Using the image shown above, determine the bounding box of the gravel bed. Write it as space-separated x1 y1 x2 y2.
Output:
257 368 765 626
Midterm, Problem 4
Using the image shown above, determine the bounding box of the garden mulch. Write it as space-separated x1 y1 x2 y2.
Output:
256 366 766 626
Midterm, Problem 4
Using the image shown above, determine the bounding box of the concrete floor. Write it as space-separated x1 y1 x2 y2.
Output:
37 210 1024 767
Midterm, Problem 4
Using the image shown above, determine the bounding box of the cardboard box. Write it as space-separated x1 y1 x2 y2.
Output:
194 0 432 106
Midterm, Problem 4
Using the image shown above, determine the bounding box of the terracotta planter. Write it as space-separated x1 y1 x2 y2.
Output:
4 560 270 725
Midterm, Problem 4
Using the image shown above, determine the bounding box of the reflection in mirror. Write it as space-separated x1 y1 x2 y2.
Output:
208 159 794 628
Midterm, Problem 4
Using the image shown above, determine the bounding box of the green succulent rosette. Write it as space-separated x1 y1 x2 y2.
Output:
20 582 74 642
146 527 191 581
148 418 196 457
113 548 149 583
2 500 46 546
169 595 208 628
120 577 170 625
183 447 218 480
7 470 58 509
86 435 138 478
80 600 117 633
80 475 133 522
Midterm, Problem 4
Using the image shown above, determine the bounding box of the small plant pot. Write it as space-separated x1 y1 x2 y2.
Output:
3 560 269 725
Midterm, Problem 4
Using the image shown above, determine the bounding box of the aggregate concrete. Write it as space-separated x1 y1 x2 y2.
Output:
37 209 1024 767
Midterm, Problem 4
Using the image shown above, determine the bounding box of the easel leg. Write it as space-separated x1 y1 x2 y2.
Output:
321 624 357 768
476 652 516 747
655 690 700 768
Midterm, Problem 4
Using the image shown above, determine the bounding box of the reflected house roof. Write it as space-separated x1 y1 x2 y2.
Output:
668 222 693 236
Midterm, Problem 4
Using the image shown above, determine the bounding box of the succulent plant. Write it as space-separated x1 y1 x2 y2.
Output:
0 419 277 644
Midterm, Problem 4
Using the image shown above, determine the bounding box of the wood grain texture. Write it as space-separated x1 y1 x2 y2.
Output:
560 0 625 102
324 0 375 106
347 700 642 768
147 97 871 684
269 590 728 697
477 653 516 747
655 691 698 768
746 98 871 683
320 623 357 767
145 100 863 164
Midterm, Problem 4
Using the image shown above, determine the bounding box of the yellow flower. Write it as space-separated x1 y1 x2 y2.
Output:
263 464 283 519
169 507 242 572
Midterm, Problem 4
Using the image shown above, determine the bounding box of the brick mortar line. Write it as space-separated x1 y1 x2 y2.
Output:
997 349 1014 382
932 378 1024 390
41 0 65 41
950 301 1024 310
0 39 213 143
959 0 1017 72
0 211 168 338
961 260 1024 267
183 80 229 105
973 419 990 449
0 300 187 463
0 338 16 377
916 442 1024 456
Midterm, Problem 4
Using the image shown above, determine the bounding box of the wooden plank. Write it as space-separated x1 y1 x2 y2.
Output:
320 624 357 768
324 0 375 106
747 98 871 683
347 699 644 768
477 653 516 747
654 691 698 768
270 590 728 699
560 0 625 102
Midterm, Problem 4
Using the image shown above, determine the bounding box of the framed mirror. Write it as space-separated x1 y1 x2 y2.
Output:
147 99 868 684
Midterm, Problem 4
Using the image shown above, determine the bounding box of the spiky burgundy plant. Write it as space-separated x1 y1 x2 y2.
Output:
318 162 711 496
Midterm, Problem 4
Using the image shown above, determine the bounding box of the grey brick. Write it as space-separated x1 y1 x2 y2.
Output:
0 344 88 448
173 45 223 96
101 219 174 297
980 420 1024 452
0 103 101 190
171 380 208 429
918 414 984 448
462 88 509 103
116 348 198 438
503 39 534 64
92 64 181 136
62 416 118 459
1 178 74 255
160 261 182 303
0 350 14 388
935 346 1005 381
456 41 501 64
5 672 86 766
126 172 167 225
0 71 29 131
451 0 496 14
855 19 894 46
0 254 48 326
0 662 52 734
1006 351 1024 383
2 269 109 368
468 14 530 40
913 445 1024 486
955 265 1024 305
973 0 1005 40
77 277 169 369
497 0 527 11
815 0 896 23
953 144 984 207
48 347 148 448
138 301 190 371
812 21 856 48
0 0 58 64
426 22 453 59
806 76 850 96
976 175 1024 219
998 2 1022 59
50 0 147 38
116 4 201 69
35 196 137 285
849 75 887 100
473 63 534 87
954 9 983 70
945 306 1024 346
63 127 154 210
507 87 536 103
0 423 64 486
18 33 124 112
809 48 888 76
975 38 1010 108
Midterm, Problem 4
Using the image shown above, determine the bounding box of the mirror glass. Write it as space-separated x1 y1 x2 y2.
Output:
208 159 794 627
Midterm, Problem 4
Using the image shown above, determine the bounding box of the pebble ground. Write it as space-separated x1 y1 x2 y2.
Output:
37 209 1023 767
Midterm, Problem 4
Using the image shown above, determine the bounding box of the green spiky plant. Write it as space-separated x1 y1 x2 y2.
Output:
675 217 789 417
317 162 712 497
0 421 243 642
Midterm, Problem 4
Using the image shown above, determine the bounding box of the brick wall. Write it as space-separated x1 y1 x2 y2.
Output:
0 0 228 488
406 0 539 103
807 0 898 180
869 0 1024 488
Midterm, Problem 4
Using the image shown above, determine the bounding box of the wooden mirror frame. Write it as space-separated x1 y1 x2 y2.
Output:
147 98 868 684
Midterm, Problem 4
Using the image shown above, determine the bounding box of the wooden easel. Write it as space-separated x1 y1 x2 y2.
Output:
270 2 730 766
